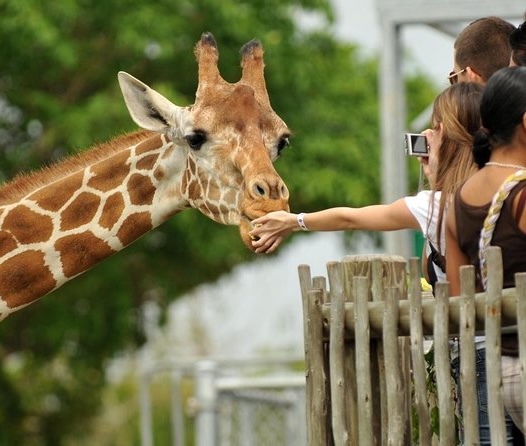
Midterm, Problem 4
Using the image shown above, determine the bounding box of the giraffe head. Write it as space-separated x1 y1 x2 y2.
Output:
118 32 290 251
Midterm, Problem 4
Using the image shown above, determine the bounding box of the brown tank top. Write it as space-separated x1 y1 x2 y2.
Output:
454 181 526 291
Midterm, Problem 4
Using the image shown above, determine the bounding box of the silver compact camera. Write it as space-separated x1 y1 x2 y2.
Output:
404 133 428 157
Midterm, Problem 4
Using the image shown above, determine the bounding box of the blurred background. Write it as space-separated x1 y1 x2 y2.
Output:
0 0 446 444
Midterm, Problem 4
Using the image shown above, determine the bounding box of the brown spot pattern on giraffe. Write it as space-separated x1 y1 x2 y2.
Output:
128 174 156 205
99 193 125 230
135 135 163 155
224 189 237 204
3 205 54 244
206 202 220 215
0 250 56 308
55 231 115 278
153 166 165 181
182 164 201 201
28 172 85 212
208 186 220 202
88 150 131 192
60 192 101 231
0 231 17 257
117 212 152 246
136 154 159 171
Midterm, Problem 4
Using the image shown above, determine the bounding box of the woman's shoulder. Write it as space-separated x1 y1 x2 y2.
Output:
459 170 504 207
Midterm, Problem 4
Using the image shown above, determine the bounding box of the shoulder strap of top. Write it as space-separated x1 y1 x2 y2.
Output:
479 170 526 290
515 183 526 225
428 240 446 272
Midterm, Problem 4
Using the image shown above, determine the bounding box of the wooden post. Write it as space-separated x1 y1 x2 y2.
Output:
459 265 479 445
371 258 388 446
516 272 526 437
485 247 506 445
434 282 455 444
354 276 374 446
383 285 405 444
327 261 350 446
298 265 333 446
341 260 359 445
408 257 431 446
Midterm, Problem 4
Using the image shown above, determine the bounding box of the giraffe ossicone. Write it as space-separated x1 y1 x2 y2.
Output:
0 32 290 320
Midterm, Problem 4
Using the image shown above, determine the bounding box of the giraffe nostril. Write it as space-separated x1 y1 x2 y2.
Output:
250 176 288 200
253 182 267 197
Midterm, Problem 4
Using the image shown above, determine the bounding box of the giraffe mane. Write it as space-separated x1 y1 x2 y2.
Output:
0 130 155 205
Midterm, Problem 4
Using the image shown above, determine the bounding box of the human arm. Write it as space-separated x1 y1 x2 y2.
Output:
249 198 420 254
445 203 469 296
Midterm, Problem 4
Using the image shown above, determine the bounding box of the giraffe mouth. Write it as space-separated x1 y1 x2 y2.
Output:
249 223 261 241
239 215 262 250
239 199 289 251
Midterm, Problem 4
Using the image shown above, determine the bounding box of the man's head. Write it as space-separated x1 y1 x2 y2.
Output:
450 16 516 85
510 16 526 67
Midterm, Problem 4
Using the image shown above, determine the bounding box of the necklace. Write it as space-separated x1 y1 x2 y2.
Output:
485 161 526 170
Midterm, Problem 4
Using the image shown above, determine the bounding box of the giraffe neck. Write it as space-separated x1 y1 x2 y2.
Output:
0 131 186 319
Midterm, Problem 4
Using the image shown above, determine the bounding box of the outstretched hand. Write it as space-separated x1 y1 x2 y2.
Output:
249 210 296 254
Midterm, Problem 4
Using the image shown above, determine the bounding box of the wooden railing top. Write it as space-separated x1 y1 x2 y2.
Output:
319 287 519 339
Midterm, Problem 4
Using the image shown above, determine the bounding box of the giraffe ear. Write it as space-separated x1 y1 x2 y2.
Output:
118 71 180 133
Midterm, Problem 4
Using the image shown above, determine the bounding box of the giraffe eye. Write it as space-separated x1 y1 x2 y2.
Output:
185 131 207 150
277 135 290 155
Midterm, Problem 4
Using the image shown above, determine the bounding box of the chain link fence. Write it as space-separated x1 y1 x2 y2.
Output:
217 379 306 446
139 356 306 446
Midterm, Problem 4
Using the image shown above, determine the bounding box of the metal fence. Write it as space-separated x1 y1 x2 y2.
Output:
217 376 306 446
139 356 306 446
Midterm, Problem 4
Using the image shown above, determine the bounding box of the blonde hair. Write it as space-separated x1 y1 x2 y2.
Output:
429 82 483 252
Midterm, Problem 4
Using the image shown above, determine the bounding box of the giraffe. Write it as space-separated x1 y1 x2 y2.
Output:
0 32 290 320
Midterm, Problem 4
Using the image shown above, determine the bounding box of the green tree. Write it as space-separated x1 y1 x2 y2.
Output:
0 0 437 443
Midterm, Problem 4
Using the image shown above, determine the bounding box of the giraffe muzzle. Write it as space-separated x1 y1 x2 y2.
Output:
239 176 290 251
249 175 290 202
249 223 262 241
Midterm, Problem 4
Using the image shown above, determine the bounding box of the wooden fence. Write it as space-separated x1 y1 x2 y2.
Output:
297 246 526 446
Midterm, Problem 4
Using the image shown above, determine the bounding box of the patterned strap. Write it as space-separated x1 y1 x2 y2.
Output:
479 169 526 290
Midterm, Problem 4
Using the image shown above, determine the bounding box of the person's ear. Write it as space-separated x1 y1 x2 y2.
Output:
465 66 485 84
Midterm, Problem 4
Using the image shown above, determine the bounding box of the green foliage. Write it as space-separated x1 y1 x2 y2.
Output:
0 0 438 443
279 34 383 210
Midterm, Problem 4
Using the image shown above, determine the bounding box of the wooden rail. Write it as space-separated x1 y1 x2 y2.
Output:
298 247 526 445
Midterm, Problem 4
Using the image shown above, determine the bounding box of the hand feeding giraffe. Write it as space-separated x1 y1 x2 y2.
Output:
0 32 290 320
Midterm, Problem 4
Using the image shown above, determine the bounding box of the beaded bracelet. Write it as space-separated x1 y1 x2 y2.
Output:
297 213 309 231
